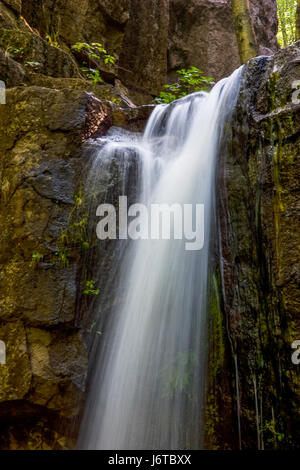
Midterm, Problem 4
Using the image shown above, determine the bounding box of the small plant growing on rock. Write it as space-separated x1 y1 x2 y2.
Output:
155 67 214 104
71 42 116 85
83 280 100 296
80 68 103 85
71 42 116 65
5 46 24 61
73 188 83 209
30 252 44 269
82 241 90 250
46 31 60 49
56 250 69 267
87 321 102 336
25 61 43 73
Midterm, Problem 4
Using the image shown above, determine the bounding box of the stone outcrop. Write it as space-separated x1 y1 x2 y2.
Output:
21 0 129 57
168 0 241 82
168 0 279 83
207 42 300 450
0 1 279 102
0 83 150 448
250 0 279 55
0 48 24 86
0 29 80 78
0 86 92 449
118 0 169 96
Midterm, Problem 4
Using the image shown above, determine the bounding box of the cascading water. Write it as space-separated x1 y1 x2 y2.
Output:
78 67 243 450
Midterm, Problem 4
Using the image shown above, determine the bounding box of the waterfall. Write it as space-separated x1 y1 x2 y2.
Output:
78 67 243 450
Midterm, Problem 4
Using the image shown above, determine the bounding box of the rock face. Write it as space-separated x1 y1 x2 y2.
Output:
0 29 80 78
250 0 279 55
207 42 300 450
118 0 169 96
0 86 93 449
21 0 129 56
168 0 241 82
0 0 279 102
0 83 150 448
168 0 279 82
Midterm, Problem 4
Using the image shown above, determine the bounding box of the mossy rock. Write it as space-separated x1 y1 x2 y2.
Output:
0 29 80 79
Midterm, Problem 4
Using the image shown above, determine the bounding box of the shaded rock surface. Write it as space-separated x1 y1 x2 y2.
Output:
250 0 279 55
168 0 279 83
0 86 92 448
168 0 241 82
0 83 149 449
118 0 169 96
207 42 300 450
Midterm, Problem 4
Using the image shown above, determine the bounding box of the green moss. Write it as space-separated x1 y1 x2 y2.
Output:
205 393 220 450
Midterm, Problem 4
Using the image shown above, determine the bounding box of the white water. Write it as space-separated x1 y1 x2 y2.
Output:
78 68 242 450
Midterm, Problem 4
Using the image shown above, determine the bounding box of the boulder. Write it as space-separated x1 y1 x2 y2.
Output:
0 29 80 78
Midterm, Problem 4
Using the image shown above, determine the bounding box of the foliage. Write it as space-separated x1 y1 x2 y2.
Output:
73 188 83 209
154 67 214 104
263 419 285 446
83 280 100 296
25 61 43 72
30 252 44 269
71 42 116 85
82 241 90 250
80 68 103 85
46 31 60 48
6 46 24 61
55 188 89 266
55 250 69 267
277 0 297 47
87 321 102 336
71 42 115 65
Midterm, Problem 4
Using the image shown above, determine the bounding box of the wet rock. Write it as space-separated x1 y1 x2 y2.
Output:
26 328 87 417
0 82 152 448
0 85 105 447
213 41 300 450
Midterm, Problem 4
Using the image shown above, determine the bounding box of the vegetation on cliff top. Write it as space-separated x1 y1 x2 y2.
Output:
277 0 297 46
155 67 214 104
